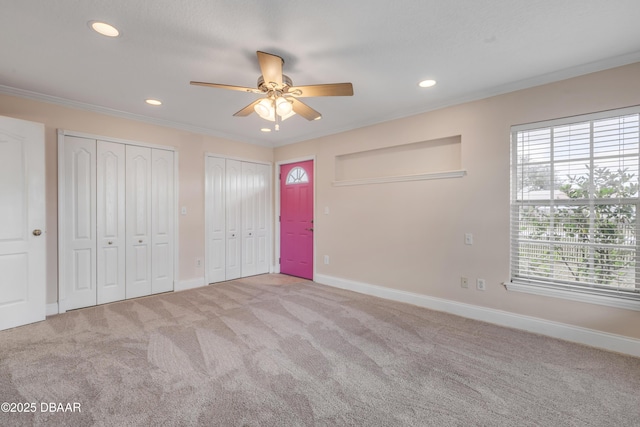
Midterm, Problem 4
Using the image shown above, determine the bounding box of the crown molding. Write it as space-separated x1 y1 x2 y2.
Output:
0 84 274 148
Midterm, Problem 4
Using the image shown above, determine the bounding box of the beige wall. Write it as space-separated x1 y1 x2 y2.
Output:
274 62 640 340
2 62 639 341
0 94 273 305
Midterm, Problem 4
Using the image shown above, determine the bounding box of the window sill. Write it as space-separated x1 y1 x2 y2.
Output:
504 281 640 312
332 169 466 187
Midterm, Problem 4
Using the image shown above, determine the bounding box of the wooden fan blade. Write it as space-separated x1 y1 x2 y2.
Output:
287 83 353 97
190 81 262 94
290 98 322 121
257 51 283 87
233 99 262 117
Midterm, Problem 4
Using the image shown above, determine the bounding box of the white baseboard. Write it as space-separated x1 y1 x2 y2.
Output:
315 274 640 358
46 303 59 316
175 277 206 292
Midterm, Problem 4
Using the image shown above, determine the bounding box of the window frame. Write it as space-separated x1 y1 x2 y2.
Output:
507 105 640 311
285 166 309 185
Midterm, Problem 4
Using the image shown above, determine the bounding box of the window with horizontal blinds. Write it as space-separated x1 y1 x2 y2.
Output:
510 106 640 301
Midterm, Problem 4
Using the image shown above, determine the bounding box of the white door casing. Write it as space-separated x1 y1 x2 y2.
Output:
0 116 46 331
97 140 126 305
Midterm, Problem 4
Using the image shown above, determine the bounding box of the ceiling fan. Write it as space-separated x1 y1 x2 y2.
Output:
191 51 353 129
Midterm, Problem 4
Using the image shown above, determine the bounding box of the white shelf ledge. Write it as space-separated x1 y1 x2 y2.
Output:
332 169 467 187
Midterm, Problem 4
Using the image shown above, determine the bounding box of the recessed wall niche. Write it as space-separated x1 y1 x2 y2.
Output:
334 135 464 185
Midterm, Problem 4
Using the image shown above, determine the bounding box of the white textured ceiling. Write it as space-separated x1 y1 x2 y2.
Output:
1 0 640 147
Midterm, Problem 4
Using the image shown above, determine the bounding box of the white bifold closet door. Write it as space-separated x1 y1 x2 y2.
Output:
205 156 270 284
205 156 226 283
151 149 175 294
125 146 175 298
97 140 126 305
242 162 271 276
125 145 152 299
61 135 174 311
225 159 242 280
62 136 98 311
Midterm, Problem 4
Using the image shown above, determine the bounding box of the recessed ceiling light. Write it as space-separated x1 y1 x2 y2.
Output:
418 79 437 88
260 128 272 132
89 21 120 37
145 99 162 106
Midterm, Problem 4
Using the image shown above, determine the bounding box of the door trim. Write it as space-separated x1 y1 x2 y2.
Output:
275 156 316 279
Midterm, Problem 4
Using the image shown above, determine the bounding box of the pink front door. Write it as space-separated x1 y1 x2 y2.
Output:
280 160 314 279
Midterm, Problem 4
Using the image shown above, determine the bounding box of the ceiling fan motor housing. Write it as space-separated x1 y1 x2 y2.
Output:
258 75 293 92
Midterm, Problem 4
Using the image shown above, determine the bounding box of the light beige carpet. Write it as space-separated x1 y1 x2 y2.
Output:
1 274 639 426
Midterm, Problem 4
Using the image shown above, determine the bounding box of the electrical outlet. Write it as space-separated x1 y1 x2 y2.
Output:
465 233 473 245
476 278 486 291
196 258 202 267
461 277 469 288
324 255 330 265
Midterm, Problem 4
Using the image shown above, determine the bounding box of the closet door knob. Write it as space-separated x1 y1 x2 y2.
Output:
32 229 42 236
138 239 143 243
108 241 113 245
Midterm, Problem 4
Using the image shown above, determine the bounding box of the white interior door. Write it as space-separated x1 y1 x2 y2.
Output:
97 140 126 304
126 145 152 299
0 116 46 331
151 149 174 294
206 156 226 284
225 159 242 280
62 136 97 311
241 161 257 276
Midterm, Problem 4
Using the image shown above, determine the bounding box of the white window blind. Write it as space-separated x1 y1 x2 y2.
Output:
510 106 640 301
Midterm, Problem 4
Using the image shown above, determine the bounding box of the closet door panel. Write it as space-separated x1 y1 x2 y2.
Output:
126 145 152 299
255 163 270 274
96 141 126 304
206 156 226 283
225 159 242 280
241 161 257 277
151 149 174 294
63 136 97 310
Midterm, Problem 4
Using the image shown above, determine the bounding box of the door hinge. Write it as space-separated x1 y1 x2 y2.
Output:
279 215 281 222
279 257 281 264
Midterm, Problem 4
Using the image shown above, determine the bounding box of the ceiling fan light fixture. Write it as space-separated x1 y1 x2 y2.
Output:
254 98 273 119
275 97 293 116
145 99 162 106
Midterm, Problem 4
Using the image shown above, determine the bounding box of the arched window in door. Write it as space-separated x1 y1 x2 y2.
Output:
286 166 309 184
